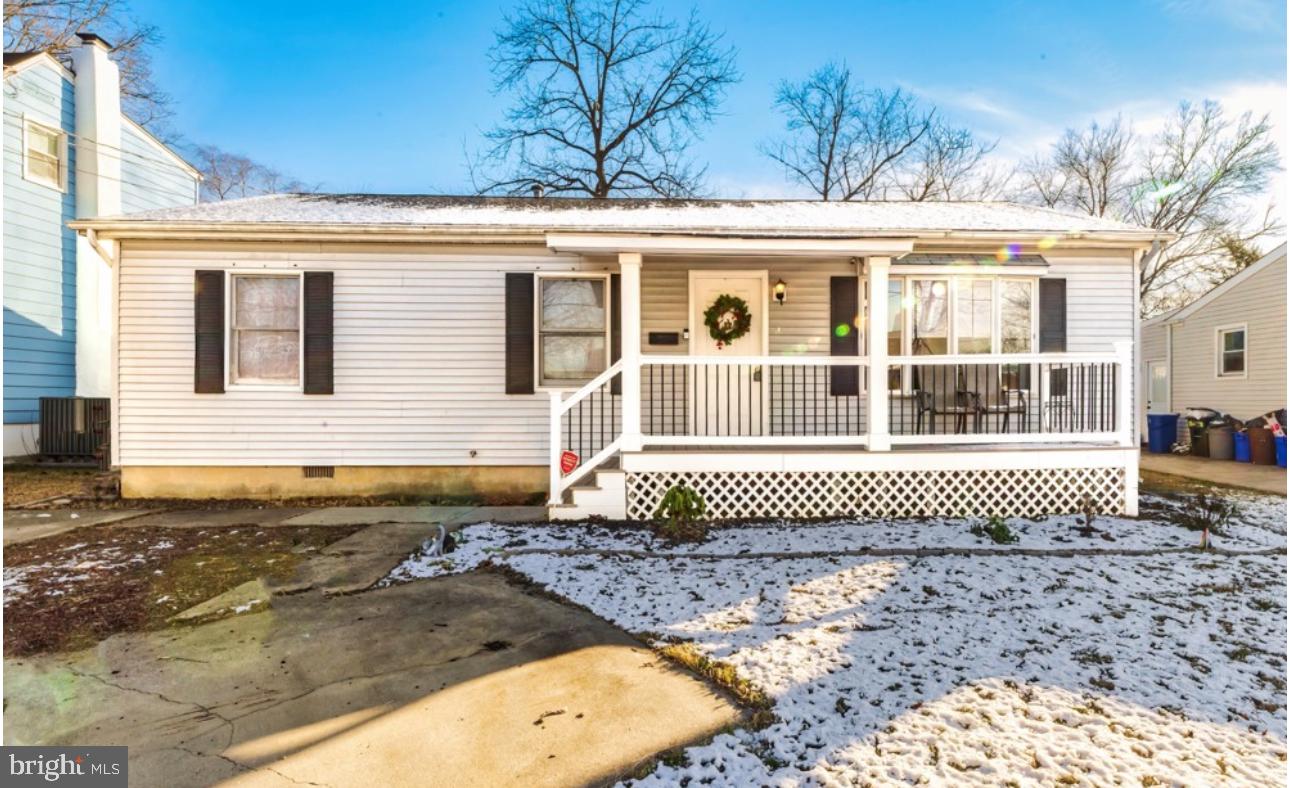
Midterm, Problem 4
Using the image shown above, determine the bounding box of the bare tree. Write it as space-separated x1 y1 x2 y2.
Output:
900 123 1003 201
473 0 738 198
1018 101 1280 314
763 61 997 201
189 144 314 202
4 0 170 128
762 63 929 200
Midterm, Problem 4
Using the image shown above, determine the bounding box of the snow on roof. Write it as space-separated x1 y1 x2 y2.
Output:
89 193 1160 238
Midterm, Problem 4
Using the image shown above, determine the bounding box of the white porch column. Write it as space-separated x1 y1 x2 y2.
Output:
866 257 891 451
619 253 643 451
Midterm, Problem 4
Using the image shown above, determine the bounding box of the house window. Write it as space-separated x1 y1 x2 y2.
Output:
23 118 67 190
1000 280 1034 353
538 275 609 387
954 279 993 354
1217 326 1246 377
230 274 301 385
910 279 949 355
887 279 903 390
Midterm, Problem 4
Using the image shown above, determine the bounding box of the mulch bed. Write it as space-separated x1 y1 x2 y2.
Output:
3 524 363 656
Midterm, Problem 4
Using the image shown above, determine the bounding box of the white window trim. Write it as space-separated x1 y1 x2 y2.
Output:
1215 323 1248 379
224 270 305 391
888 274 1040 393
534 271 612 392
22 116 68 192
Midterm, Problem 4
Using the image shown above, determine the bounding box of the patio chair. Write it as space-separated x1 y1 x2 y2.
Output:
914 388 982 434
984 388 1028 433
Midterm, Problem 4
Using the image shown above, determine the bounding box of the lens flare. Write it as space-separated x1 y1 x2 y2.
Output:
1037 236 1058 250
995 243 1021 262
834 323 851 338
1146 181 1185 202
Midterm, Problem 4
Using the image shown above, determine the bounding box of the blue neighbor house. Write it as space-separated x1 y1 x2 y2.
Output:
3 33 200 458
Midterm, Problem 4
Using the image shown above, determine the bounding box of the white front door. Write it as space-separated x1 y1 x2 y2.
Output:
1147 361 1170 414
688 271 768 436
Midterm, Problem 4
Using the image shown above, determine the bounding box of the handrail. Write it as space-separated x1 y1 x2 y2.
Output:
888 351 1124 365
557 359 624 416
642 355 870 366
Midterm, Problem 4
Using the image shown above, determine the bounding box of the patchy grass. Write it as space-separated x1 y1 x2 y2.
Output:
3 524 363 655
4 464 98 506
658 641 775 728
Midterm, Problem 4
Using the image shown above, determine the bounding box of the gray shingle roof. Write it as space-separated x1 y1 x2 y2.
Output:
86 194 1162 239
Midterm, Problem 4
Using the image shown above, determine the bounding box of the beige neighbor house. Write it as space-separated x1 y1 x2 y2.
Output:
70 195 1170 520
1141 243 1286 440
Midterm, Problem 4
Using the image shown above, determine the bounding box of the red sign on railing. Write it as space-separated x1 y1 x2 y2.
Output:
559 450 580 475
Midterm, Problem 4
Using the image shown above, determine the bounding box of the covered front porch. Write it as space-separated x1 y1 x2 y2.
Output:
542 237 1137 520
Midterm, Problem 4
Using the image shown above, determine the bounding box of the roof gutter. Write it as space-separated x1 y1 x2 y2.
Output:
68 219 1175 247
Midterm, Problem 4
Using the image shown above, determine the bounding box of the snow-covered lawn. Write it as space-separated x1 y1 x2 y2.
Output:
389 492 1287 786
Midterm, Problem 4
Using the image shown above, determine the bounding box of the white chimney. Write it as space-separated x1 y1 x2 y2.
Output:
70 33 122 398
70 33 122 218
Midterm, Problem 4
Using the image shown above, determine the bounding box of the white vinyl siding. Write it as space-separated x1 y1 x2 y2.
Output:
114 244 1140 468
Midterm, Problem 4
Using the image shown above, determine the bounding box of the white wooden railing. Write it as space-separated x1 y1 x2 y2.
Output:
548 343 1133 502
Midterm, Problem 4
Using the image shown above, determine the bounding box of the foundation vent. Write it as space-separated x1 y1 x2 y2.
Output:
303 466 335 479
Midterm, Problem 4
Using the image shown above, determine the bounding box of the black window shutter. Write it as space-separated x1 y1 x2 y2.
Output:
505 273 535 394
1039 278 1067 352
829 276 860 396
303 272 334 394
610 274 622 395
194 270 224 393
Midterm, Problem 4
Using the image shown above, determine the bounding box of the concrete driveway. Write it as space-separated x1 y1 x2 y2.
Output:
3 508 741 787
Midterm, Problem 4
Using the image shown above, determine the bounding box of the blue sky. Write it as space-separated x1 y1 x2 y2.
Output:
134 0 1287 196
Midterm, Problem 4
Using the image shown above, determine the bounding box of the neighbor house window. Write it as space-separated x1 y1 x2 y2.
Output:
910 279 949 355
538 275 609 387
1217 325 1246 377
954 279 993 353
230 274 301 385
23 118 67 190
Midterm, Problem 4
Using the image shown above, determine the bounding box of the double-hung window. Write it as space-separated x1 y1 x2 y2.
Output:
1217 325 1246 377
537 275 609 388
910 279 949 355
954 279 993 354
23 118 67 190
229 274 302 386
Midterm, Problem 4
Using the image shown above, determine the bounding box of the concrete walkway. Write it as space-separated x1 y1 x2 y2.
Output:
5 573 740 788
1141 452 1286 496
2 509 154 545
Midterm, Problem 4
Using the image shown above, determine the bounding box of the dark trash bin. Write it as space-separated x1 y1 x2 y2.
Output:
1188 422 1209 457
1248 426 1276 465
1234 431 1252 462
1147 414 1179 454
1208 427 1234 460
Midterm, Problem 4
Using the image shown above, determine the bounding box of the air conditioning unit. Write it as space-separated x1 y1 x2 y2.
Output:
39 397 110 461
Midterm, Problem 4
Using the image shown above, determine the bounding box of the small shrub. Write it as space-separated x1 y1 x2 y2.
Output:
1175 494 1238 537
652 484 708 542
970 516 1018 545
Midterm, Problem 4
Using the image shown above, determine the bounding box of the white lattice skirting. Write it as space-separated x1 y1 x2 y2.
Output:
624 467 1126 520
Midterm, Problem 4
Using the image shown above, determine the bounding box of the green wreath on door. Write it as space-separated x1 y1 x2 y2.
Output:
703 294 752 349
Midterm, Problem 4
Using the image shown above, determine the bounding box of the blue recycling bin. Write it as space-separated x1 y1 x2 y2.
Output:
1147 414 1179 454
1234 431 1252 462
1276 435 1287 468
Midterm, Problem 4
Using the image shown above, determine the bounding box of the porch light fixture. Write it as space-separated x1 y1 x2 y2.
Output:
773 279 788 305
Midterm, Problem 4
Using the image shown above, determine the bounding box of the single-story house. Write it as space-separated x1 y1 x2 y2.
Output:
1141 242 1286 440
70 195 1168 520
4 34 200 457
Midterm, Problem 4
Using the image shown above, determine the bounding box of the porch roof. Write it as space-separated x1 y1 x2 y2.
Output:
895 253 1048 267
72 194 1171 246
